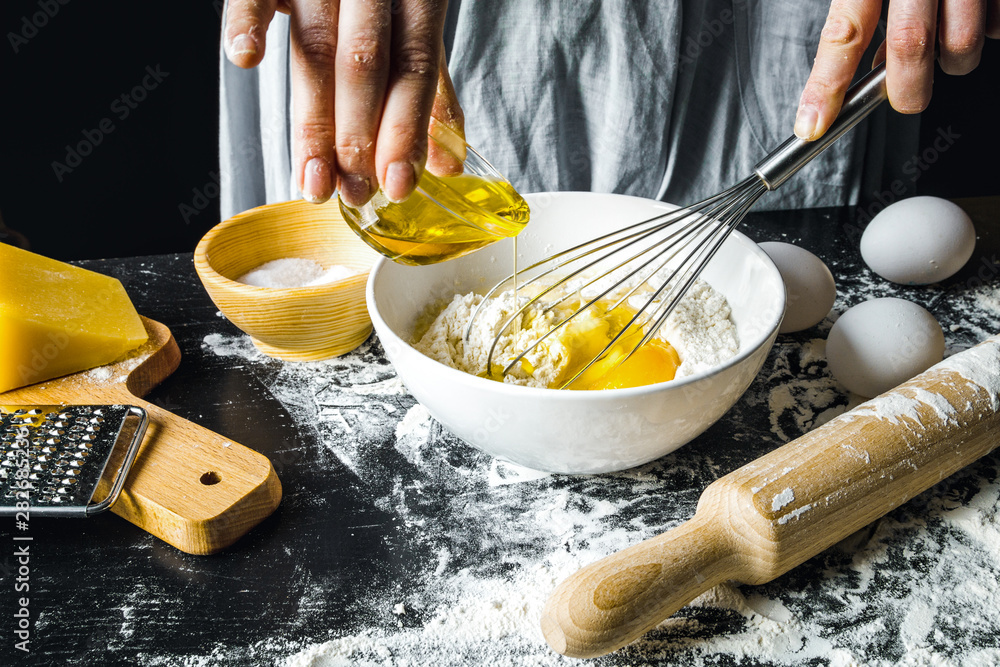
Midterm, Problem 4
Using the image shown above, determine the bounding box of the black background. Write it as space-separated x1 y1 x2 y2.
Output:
1 1 998 262
1 1 223 260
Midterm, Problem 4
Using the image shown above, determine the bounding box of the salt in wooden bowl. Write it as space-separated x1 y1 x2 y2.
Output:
195 200 380 361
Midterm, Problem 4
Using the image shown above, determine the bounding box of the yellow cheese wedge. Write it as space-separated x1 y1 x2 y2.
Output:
0 244 149 392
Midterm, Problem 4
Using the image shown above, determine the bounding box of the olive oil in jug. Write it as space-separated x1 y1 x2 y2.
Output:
338 122 530 266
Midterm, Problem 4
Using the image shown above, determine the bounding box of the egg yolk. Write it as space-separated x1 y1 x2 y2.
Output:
574 339 680 390
480 296 682 390
552 300 681 390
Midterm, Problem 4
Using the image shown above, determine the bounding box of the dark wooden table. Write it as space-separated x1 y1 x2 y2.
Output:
2 203 998 666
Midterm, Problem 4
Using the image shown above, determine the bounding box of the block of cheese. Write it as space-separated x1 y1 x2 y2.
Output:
0 243 149 393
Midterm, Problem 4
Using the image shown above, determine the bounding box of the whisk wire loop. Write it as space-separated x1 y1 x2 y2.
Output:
491 205 722 378
464 201 710 344
472 188 746 379
467 62 887 389
556 178 767 389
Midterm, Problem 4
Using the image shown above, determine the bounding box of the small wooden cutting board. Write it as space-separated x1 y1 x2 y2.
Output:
0 317 282 555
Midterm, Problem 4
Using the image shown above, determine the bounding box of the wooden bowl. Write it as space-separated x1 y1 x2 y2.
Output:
194 200 380 361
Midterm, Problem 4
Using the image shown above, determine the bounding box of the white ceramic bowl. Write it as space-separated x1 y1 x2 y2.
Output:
367 192 785 474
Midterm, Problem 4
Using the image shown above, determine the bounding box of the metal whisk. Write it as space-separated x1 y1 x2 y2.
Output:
467 63 888 389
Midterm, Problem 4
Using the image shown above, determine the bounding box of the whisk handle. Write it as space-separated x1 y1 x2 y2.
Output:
754 62 887 190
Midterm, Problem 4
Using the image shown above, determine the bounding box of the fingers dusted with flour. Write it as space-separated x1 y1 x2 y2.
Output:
224 0 459 206
426 48 467 177
375 0 448 203
335 0 392 207
795 0 882 140
797 0 997 140
885 0 939 113
937 0 986 74
289 0 340 203
224 0 280 69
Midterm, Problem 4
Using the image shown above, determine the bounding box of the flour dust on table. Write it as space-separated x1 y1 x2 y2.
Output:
193 261 1000 666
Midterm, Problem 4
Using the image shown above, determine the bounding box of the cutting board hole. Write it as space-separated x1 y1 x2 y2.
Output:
200 471 222 485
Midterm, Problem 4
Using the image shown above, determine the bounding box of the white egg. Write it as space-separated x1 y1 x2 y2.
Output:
826 297 944 398
759 242 837 333
861 196 975 284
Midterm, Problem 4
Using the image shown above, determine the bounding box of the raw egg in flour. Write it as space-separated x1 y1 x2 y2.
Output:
826 297 944 398
759 242 837 333
861 197 975 285
548 300 681 390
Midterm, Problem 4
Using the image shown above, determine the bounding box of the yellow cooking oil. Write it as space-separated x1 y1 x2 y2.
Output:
339 171 530 266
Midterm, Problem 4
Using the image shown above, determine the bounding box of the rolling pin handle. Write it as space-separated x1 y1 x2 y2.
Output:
541 517 739 658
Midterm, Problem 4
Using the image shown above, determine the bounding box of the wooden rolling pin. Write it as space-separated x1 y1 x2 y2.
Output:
541 335 1000 658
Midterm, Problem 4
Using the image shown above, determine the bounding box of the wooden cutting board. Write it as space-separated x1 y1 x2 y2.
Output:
0 317 282 555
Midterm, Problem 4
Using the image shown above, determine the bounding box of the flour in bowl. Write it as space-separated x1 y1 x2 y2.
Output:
413 276 739 389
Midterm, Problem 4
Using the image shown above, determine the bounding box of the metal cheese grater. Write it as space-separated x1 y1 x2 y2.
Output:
0 405 148 517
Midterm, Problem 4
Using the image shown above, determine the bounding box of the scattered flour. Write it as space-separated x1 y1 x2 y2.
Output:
776 503 813 525
934 336 1000 411
179 236 1000 667
86 366 114 382
71 336 153 385
237 258 358 288
414 278 738 388
771 487 794 511
189 328 1000 666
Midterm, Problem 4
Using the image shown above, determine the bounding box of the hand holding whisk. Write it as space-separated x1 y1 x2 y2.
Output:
465 62 888 389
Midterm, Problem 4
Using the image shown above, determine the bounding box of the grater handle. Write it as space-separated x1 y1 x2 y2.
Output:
0 405 151 518
753 61 887 190
86 406 148 516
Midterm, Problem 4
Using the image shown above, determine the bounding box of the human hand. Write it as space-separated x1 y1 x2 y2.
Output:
223 0 464 206
795 0 1000 140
